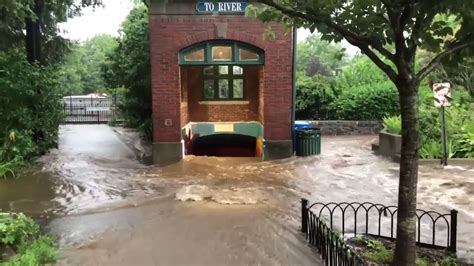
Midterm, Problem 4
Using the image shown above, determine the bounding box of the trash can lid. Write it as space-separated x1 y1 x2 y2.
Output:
294 120 312 129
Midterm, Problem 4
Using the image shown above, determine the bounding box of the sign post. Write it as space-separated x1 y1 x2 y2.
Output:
432 82 452 166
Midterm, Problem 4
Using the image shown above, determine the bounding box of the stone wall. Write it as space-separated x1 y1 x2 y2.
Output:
309 120 382 135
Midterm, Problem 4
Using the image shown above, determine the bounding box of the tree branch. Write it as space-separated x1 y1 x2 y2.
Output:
345 36 398 83
256 0 396 62
417 39 474 81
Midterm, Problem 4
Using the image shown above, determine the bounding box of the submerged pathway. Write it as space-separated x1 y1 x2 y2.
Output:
0 125 472 264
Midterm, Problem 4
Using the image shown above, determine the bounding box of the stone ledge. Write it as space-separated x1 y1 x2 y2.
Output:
308 120 382 136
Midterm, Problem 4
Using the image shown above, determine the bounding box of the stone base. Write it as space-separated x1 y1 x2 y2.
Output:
263 140 293 160
377 131 401 157
152 142 183 165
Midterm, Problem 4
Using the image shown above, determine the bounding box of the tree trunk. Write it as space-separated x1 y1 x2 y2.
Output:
392 82 420 266
25 0 44 63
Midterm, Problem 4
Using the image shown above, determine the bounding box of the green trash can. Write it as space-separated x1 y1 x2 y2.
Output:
295 128 321 156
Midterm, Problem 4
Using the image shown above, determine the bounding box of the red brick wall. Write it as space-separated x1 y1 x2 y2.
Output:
183 66 260 122
149 15 293 142
180 69 189 128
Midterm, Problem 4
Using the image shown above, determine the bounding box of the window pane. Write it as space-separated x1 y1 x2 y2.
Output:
212 46 232 61
184 49 205 61
218 80 229 99
204 80 215 99
218 66 228 75
233 66 243 75
239 48 259 61
203 66 214 75
233 79 243 98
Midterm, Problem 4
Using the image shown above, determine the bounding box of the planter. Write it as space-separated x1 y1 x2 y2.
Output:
377 130 401 158
374 131 474 166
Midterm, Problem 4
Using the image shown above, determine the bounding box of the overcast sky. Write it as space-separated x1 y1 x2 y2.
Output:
60 0 358 54
59 0 134 41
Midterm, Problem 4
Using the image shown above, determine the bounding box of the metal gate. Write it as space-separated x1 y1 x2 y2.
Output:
62 95 118 124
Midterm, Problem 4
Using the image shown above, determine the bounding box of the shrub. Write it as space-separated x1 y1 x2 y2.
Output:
383 116 401 134
417 84 473 159
331 81 399 120
0 213 39 248
452 133 474 158
419 140 442 159
0 213 57 265
295 73 340 119
0 50 63 176
363 239 393 264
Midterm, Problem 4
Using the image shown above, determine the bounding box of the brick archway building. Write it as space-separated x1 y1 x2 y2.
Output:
148 0 295 163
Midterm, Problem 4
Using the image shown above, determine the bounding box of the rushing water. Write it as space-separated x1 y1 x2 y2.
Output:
0 125 473 264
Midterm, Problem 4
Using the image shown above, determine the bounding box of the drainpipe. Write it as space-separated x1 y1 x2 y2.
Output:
291 27 297 153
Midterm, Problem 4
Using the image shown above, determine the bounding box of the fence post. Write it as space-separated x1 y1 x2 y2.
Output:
302 198 308 233
449 209 458 252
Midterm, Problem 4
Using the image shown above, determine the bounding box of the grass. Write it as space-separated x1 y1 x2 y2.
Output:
349 236 465 266
0 158 24 179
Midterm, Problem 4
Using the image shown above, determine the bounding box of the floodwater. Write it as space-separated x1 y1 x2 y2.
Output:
0 125 473 265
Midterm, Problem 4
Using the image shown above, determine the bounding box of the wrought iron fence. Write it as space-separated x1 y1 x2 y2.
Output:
62 96 121 124
301 199 458 265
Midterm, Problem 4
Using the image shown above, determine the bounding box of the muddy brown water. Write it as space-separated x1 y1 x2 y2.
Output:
0 125 473 265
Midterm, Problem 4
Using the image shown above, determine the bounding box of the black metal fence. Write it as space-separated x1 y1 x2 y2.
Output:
62 96 119 124
301 199 458 265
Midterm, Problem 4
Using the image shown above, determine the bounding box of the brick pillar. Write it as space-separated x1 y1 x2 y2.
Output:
150 16 183 164
262 27 293 160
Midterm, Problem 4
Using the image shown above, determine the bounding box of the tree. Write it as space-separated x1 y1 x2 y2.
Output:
297 34 347 76
0 0 102 63
0 0 103 162
250 1 474 264
102 5 152 139
58 34 118 95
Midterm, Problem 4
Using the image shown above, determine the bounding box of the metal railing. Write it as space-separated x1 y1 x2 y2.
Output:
63 103 115 124
301 199 458 265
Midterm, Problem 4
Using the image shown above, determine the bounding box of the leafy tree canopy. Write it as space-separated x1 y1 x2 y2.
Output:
297 34 347 76
102 5 152 139
249 1 474 265
58 34 118 95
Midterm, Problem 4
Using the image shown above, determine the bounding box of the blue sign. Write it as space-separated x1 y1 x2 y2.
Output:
196 0 248 13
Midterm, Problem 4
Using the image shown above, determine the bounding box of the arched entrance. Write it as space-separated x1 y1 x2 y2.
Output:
191 134 257 157
179 41 265 158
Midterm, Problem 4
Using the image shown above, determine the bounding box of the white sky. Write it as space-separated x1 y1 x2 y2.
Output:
60 0 359 55
59 0 134 41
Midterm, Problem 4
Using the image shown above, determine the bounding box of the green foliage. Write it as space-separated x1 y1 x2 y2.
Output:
0 213 57 265
331 81 399 120
419 140 442 159
295 73 340 119
452 133 474 158
441 256 462 266
417 85 473 159
0 213 38 248
297 34 347 76
58 34 118 95
362 239 393 264
416 258 430 266
0 50 63 176
383 116 401 134
102 5 152 140
251 0 473 263
0 0 102 63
